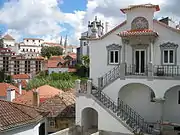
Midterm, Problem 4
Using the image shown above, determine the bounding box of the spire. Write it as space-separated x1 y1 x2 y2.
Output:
60 36 62 45
64 35 67 48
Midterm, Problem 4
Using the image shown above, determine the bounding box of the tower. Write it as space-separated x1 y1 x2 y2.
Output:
60 36 63 45
64 35 67 54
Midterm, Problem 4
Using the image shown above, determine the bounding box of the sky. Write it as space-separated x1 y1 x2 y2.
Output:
0 0 180 45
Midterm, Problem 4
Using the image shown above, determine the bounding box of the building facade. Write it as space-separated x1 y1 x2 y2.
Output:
76 4 180 135
0 48 43 75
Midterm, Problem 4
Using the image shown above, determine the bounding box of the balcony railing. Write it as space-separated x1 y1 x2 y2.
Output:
125 65 148 76
153 65 180 77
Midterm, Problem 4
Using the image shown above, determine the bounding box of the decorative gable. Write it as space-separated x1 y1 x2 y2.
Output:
106 44 121 50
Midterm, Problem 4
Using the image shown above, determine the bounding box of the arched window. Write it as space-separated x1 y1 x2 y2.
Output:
131 17 149 30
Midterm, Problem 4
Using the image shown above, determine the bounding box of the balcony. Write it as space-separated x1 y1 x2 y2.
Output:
125 64 180 79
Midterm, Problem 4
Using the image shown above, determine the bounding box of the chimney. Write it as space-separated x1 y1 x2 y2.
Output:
33 89 39 107
7 87 15 102
105 22 109 33
17 79 22 95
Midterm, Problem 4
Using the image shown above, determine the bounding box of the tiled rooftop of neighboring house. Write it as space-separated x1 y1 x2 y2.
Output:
0 83 20 97
12 74 30 80
47 56 65 68
67 53 77 60
3 34 15 40
13 85 64 105
0 100 49 132
39 90 75 118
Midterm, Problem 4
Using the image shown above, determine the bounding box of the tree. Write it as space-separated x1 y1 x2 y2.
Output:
81 55 90 68
41 46 63 59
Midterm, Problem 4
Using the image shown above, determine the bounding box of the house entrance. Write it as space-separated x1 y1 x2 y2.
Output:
135 49 146 74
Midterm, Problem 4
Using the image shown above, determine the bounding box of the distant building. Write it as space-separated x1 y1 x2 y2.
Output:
78 16 105 63
0 99 49 135
0 48 43 76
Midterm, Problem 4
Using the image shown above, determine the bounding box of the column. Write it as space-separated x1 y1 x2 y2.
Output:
148 39 154 81
75 79 81 94
87 79 92 95
120 39 129 80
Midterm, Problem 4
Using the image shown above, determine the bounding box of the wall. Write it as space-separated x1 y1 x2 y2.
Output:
49 126 82 135
76 96 132 134
1 118 47 135
3 39 15 47
48 68 68 74
23 39 44 46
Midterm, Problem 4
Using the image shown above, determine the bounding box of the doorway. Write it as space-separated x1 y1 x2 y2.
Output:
135 49 146 74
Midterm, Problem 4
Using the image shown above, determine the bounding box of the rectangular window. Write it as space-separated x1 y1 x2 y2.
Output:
109 50 119 64
163 50 174 64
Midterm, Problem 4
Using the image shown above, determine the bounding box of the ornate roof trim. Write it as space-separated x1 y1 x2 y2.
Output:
106 43 121 50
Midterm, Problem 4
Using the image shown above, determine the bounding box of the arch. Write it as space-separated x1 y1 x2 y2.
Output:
119 83 156 99
118 83 159 122
131 17 149 30
163 85 180 124
81 107 98 132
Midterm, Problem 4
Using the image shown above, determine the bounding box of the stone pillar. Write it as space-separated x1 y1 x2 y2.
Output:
75 79 81 94
148 39 154 81
120 39 129 80
87 79 92 94
98 77 102 89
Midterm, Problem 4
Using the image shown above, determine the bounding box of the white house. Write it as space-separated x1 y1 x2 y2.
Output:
19 38 44 58
76 4 180 135
0 99 49 135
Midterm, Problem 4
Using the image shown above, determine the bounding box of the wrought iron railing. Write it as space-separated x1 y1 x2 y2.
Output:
98 65 120 90
125 64 148 76
154 65 180 77
91 89 154 134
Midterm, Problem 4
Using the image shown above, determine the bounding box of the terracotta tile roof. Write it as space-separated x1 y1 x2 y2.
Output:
14 80 28 89
0 83 20 97
23 38 44 41
67 53 77 59
39 91 75 118
12 74 30 79
43 42 64 49
118 29 158 37
0 100 49 132
3 34 15 40
120 4 160 14
13 85 64 105
48 56 65 68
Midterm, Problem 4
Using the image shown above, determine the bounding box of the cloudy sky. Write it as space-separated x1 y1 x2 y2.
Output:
0 0 179 45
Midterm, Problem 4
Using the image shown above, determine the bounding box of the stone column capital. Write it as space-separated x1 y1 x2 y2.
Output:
122 39 129 45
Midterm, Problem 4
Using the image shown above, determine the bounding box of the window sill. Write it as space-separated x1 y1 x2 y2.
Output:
108 63 120 66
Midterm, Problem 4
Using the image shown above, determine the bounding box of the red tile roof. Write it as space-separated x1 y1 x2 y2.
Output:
13 85 64 106
39 91 75 118
120 4 160 14
48 56 65 68
0 83 20 97
0 100 49 132
67 53 77 60
68 68 77 73
118 29 158 37
3 34 15 40
12 74 30 79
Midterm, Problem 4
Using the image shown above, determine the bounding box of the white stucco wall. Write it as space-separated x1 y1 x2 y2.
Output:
23 39 44 46
3 39 15 47
1 118 47 135
48 68 68 74
76 96 133 134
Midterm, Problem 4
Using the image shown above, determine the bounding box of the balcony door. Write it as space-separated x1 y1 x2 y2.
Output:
135 49 146 74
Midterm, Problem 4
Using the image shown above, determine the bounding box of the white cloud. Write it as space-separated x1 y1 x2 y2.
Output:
0 0 179 46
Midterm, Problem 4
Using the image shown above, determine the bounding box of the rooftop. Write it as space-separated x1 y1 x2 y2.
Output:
13 85 64 105
0 83 20 97
3 34 15 40
12 74 30 80
39 90 75 118
0 100 48 132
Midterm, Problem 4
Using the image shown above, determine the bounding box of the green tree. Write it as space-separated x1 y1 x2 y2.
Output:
41 46 63 59
81 55 90 68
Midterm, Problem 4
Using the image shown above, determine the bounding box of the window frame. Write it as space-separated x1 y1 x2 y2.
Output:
163 49 175 65
49 120 55 127
109 50 120 65
160 42 178 66
106 44 121 65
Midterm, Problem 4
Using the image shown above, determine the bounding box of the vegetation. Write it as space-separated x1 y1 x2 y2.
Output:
26 71 87 91
0 69 12 83
76 55 90 77
41 46 63 59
